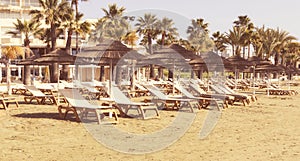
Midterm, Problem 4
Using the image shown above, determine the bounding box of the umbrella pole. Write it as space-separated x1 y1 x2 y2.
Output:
267 72 270 96
253 65 256 95
109 59 112 97
235 66 237 90
172 59 175 95
57 64 60 106
132 60 136 91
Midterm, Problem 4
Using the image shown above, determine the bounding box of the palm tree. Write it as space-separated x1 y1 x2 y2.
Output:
61 11 91 80
233 15 255 58
272 28 296 65
251 27 264 58
135 13 158 54
212 31 227 53
30 0 73 83
70 0 88 54
1 46 24 95
91 4 130 42
7 19 42 85
187 18 213 54
156 17 178 47
225 26 245 56
101 3 130 41
122 31 139 48
259 28 279 59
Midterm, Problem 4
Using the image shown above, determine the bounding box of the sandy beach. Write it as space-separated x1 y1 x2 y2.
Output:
1 86 299 161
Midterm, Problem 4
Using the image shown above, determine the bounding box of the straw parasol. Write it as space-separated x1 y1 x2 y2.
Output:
142 44 195 93
34 49 76 100
34 49 76 83
144 44 195 69
76 39 136 96
189 52 231 81
190 51 231 70
34 49 76 64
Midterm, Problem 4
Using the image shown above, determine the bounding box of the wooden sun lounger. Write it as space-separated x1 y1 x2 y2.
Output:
58 89 118 124
187 81 235 106
12 84 27 94
174 83 225 110
0 93 19 110
24 85 57 105
210 84 250 106
144 84 198 113
267 88 298 95
220 84 257 102
111 85 159 119
127 83 150 97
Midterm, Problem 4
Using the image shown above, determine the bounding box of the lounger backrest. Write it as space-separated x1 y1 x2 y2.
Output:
60 89 90 107
174 84 195 99
215 85 231 94
189 82 207 95
83 85 99 93
25 85 46 97
144 85 168 100
135 83 147 91
111 86 132 104
222 85 235 93
209 85 225 94
60 80 76 88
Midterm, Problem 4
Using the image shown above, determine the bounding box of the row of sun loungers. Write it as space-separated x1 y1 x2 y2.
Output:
2 77 298 125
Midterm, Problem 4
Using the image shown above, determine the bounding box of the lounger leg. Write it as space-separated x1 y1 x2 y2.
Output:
138 106 146 119
58 105 64 119
1 101 7 110
15 100 19 108
224 100 229 108
214 100 221 111
71 108 80 122
188 102 195 113
242 100 247 106
95 110 101 124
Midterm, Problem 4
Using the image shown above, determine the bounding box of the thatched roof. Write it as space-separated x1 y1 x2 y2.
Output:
17 55 50 65
226 55 250 66
77 40 132 59
34 49 75 64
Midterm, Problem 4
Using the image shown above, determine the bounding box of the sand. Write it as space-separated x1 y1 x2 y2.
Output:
0 86 299 161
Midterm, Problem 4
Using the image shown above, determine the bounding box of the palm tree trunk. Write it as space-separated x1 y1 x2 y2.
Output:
242 46 246 58
248 44 251 58
148 33 153 54
6 59 12 95
99 66 105 81
161 32 166 47
148 33 155 78
274 52 279 65
23 44 31 85
75 0 79 55
62 29 73 80
50 23 58 83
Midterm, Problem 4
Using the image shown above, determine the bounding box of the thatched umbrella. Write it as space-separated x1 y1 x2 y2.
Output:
17 55 51 84
247 56 274 94
33 49 76 104
35 49 76 64
34 49 76 81
142 44 195 94
226 55 251 89
190 52 231 78
255 64 285 96
76 39 136 95
145 44 196 70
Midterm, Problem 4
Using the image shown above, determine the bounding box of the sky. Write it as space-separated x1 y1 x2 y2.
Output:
79 0 300 40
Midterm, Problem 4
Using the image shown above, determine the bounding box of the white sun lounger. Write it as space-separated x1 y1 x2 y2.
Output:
58 89 118 124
